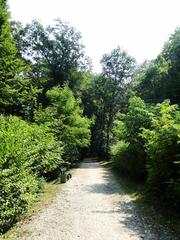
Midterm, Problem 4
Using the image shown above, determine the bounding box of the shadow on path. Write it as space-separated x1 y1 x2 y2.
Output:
84 162 178 240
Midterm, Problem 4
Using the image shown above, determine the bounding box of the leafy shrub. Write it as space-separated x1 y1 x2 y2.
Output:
111 141 148 180
111 97 152 180
111 98 180 205
0 86 91 233
0 115 63 177
26 124 63 177
142 101 180 206
0 168 40 233
35 86 91 164
0 115 63 233
111 141 129 174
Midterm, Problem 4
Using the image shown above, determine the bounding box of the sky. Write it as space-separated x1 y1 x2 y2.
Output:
8 0 180 73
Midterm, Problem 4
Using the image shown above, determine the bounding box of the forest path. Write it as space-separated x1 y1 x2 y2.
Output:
18 160 176 240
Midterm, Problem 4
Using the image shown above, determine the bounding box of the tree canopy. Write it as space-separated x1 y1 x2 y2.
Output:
12 19 91 106
0 0 32 115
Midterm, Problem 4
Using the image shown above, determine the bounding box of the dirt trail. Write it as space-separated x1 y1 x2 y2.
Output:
17 161 177 240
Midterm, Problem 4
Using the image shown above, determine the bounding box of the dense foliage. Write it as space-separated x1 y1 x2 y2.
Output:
142 101 180 206
81 48 135 158
0 115 63 232
35 86 91 164
111 97 152 180
111 98 180 206
0 1 91 233
0 0 33 115
135 28 180 104
12 19 91 107
0 0 179 233
109 29 180 206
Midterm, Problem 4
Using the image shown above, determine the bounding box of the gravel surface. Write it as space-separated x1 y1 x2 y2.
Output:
17 161 177 240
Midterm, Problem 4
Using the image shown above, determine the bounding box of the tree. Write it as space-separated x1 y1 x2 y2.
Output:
142 101 180 205
110 97 153 180
96 47 135 157
0 0 32 115
12 20 91 106
135 56 169 103
35 85 91 163
135 28 180 104
80 47 135 158
162 27 180 103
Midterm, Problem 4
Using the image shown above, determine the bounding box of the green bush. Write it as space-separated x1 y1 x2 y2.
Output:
111 97 152 180
35 86 91 165
0 168 40 233
0 87 91 233
111 141 129 174
111 141 148 180
142 101 180 206
0 115 63 177
26 124 63 177
111 98 180 206
0 115 63 233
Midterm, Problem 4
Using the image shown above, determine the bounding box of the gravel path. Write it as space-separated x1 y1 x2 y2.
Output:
18 161 177 240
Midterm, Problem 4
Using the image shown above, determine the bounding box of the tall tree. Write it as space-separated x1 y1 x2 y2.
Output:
82 47 135 158
12 20 91 106
99 47 136 156
135 28 180 104
0 0 32 115
162 27 180 103
35 85 91 163
135 56 169 103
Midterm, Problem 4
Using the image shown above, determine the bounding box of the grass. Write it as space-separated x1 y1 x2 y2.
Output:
0 181 62 240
